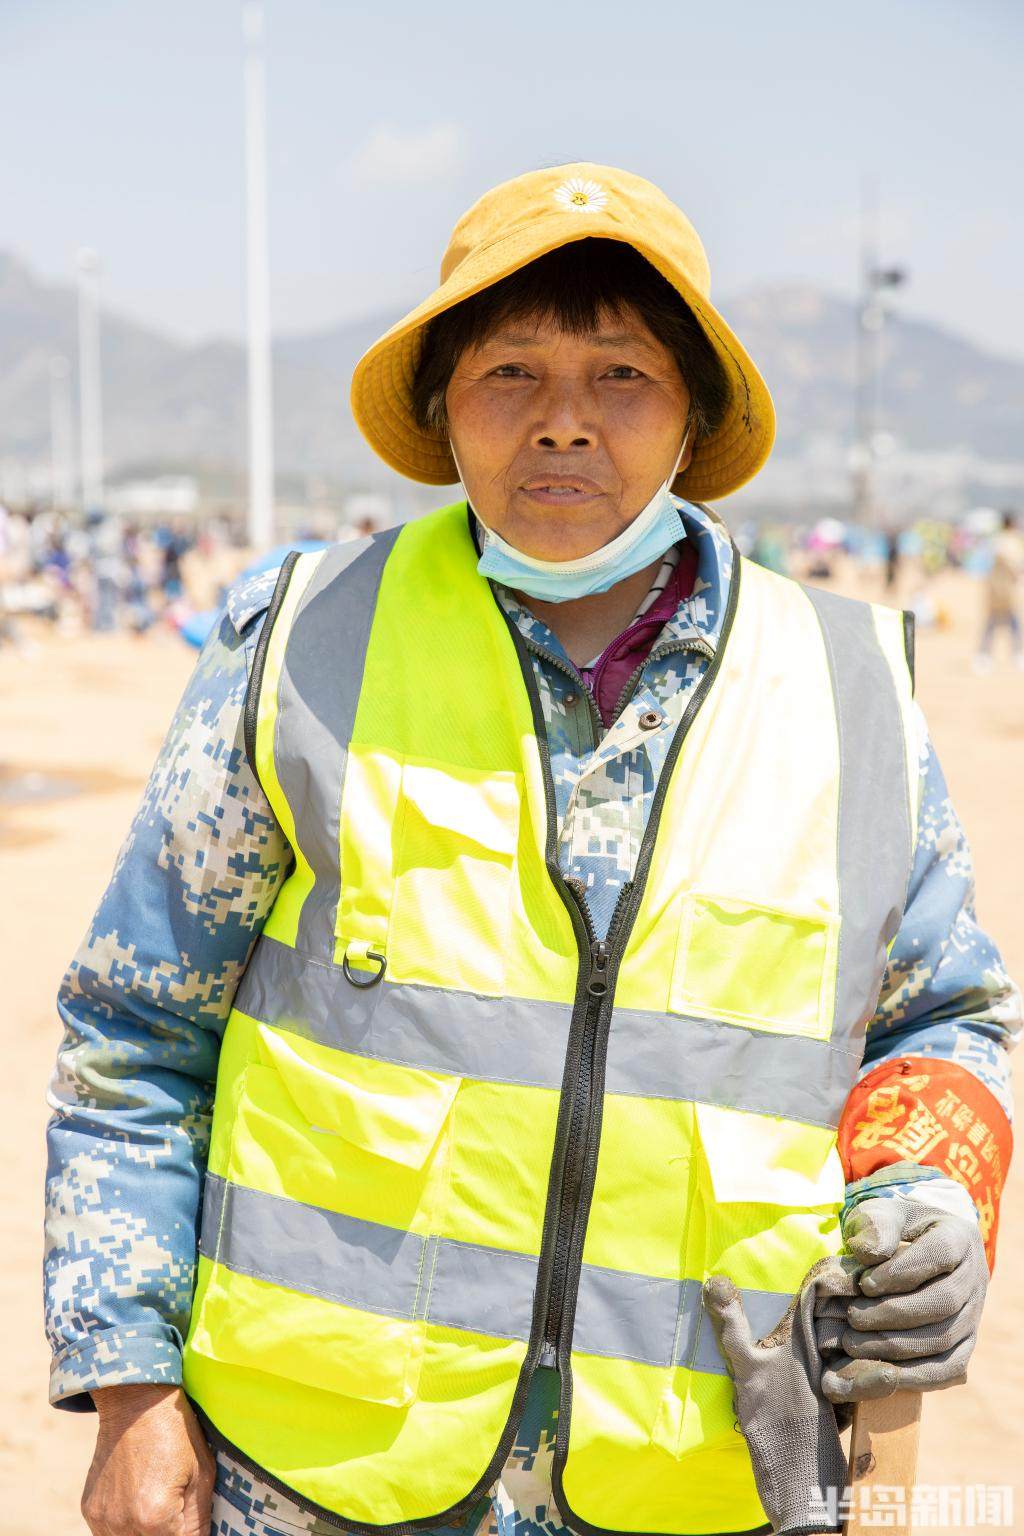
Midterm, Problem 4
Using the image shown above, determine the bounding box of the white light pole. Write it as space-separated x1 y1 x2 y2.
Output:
49 355 75 512
77 247 104 513
243 0 275 549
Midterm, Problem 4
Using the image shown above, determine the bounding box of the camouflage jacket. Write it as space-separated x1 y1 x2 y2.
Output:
44 500 1019 1410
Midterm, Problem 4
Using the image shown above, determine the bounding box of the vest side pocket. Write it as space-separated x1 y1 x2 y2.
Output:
691 1100 843 1294
669 892 840 1041
189 1034 462 1410
255 1024 460 1170
650 1103 844 1464
188 1233 427 1408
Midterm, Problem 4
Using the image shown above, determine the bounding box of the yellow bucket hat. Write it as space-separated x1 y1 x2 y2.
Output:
350 162 775 502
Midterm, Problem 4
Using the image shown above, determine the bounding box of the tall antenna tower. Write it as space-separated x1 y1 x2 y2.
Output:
852 181 907 526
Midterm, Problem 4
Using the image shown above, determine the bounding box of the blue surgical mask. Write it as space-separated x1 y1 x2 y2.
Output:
452 432 691 603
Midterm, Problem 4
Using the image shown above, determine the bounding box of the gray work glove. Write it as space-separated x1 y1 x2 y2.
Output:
704 1261 896 1535
815 1195 987 1408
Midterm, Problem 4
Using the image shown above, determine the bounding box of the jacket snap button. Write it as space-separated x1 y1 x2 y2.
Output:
638 710 661 730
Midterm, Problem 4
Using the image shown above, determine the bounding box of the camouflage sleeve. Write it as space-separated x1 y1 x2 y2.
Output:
838 707 1020 1267
43 572 293 1411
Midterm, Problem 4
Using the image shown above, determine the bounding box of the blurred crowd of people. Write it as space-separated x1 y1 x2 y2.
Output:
975 511 1024 670
738 506 1023 669
0 505 209 645
0 503 385 649
1 499 1020 670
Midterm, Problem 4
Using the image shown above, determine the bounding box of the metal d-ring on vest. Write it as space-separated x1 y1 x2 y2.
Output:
342 948 387 988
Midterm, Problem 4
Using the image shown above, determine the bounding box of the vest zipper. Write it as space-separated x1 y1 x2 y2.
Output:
540 885 630 1355
498 610 726 1364
494 550 741 1394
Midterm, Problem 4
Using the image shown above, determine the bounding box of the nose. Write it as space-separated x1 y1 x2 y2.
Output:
531 378 595 453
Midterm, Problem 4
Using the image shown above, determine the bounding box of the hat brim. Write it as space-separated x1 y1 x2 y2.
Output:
350 213 775 503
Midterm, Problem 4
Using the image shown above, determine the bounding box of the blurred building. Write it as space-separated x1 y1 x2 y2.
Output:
106 475 199 518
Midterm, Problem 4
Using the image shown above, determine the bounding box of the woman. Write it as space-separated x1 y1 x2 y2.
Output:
45 164 1014 1536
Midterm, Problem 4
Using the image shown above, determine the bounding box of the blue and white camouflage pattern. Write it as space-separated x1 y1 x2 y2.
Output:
45 605 293 1409
44 498 1018 1532
864 729 1019 1122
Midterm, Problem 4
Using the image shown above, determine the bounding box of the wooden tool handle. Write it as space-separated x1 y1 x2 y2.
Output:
843 1391 923 1535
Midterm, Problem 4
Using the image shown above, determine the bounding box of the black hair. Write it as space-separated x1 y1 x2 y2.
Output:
411 238 729 443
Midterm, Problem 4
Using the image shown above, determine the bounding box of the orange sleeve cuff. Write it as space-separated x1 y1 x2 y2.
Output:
838 1056 1013 1271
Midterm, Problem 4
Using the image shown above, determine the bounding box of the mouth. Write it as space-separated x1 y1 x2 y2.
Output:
520 476 604 504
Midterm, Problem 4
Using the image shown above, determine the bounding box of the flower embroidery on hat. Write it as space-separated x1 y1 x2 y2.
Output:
554 177 608 214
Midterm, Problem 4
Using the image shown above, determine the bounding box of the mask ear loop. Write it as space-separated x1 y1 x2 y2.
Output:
668 422 693 488
448 440 482 522
450 438 471 495
449 441 497 556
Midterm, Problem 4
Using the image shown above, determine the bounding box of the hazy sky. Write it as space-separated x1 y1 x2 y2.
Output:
3 0 1022 356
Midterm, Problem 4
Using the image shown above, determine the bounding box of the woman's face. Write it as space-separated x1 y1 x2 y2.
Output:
445 304 692 560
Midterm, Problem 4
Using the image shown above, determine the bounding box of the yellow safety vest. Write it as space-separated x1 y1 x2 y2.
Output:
182 501 918 1536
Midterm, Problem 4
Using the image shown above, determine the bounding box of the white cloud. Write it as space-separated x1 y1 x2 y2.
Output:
349 123 465 187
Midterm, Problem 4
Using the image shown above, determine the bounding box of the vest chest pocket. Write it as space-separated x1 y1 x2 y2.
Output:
669 892 840 1041
193 1025 461 1409
388 760 521 995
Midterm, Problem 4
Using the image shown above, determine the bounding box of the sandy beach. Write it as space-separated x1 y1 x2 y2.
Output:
2 564 1021 1535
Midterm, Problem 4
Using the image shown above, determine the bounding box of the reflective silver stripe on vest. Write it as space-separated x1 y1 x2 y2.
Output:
234 935 860 1129
274 528 401 960
200 1172 790 1375
802 586 913 1046
201 1167 428 1321
572 1261 792 1371
234 934 574 1089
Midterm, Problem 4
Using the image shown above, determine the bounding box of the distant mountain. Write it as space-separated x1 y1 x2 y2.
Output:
724 286 1024 461
2 251 1023 505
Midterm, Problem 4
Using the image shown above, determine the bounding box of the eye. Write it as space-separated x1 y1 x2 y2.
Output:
489 363 531 378
604 365 644 380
